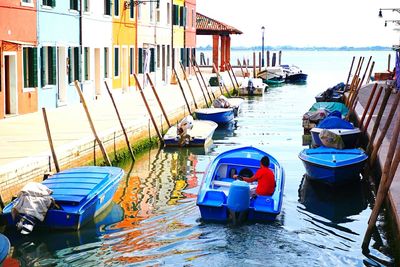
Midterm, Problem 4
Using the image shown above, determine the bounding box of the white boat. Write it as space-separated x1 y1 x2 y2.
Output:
281 65 308 83
239 77 268 96
163 117 218 147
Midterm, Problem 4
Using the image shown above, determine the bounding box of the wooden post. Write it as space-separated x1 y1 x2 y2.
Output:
133 74 163 142
179 61 198 109
345 56 356 88
388 53 391 71
253 52 256 78
243 57 249 75
225 63 236 91
42 107 60 173
228 62 240 88
362 114 400 252
366 61 375 84
237 59 245 77
213 63 231 97
74 81 112 166
359 83 378 129
146 73 171 127
362 86 384 133
104 81 135 161
194 58 215 100
278 51 282 65
191 58 210 107
358 56 372 89
258 52 261 71
369 92 400 166
267 51 270 67
173 67 192 113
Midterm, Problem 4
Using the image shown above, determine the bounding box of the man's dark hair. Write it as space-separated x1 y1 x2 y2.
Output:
260 156 270 167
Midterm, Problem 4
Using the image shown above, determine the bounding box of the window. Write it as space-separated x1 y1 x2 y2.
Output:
172 5 179 26
70 0 78 10
68 47 80 83
167 45 170 67
104 0 111 15
138 3 141 20
114 47 119 77
179 6 186 27
138 48 143 74
21 0 34 7
129 47 134 75
129 1 134 19
84 47 90 80
167 3 170 24
150 48 155 72
114 0 119 16
156 45 160 68
42 0 55 7
104 47 109 78
23 47 38 88
149 1 154 21
40 46 57 86
84 0 89 12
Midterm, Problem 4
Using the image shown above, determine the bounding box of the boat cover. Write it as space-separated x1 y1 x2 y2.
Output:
213 95 231 108
308 102 349 116
319 129 345 149
11 182 54 222
0 234 10 263
317 116 354 129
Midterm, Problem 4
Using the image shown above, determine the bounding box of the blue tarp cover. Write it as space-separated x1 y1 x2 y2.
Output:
308 102 349 116
317 116 354 129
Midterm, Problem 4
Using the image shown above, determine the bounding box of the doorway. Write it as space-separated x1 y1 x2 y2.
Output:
4 54 17 115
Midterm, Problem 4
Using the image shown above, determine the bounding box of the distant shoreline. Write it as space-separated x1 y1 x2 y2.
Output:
196 46 394 51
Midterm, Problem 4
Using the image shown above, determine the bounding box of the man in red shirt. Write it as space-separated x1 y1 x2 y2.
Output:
233 156 276 196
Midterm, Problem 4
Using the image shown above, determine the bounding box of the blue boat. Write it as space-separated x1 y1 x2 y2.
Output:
197 146 285 222
1 166 124 232
194 108 235 124
298 147 368 184
0 233 10 264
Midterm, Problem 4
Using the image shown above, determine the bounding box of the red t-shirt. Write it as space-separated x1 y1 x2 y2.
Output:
243 166 276 196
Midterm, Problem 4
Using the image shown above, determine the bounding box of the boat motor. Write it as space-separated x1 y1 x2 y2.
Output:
227 180 250 224
247 79 255 95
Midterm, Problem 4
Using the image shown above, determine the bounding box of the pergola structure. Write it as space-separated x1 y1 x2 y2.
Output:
196 13 242 71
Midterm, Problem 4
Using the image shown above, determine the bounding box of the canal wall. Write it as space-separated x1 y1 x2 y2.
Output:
353 82 400 255
0 70 239 203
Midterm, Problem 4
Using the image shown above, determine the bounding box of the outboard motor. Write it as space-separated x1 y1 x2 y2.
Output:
177 115 194 146
247 79 255 95
227 180 250 224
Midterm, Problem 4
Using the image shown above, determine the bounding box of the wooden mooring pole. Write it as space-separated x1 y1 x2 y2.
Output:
173 67 192 113
227 62 240 88
133 74 163 143
224 62 237 91
362 86 384 133
359 83 378 129
179 61 198 109
190 57 211 107
213 63 231 97
237 59 245 77
104 81 135 161
74 81 112 166
368 92 400 166
362 113 400 253
146 73 171 127
345 56 356 88
42 107 60 173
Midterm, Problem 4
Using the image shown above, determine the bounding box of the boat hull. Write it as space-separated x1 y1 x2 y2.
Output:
285 73 308 83
310 128 361 148
298 147 368 185
194 108 234 124
163 120 218 147
1 166 124 231
0 234 10 264
197 146 285 223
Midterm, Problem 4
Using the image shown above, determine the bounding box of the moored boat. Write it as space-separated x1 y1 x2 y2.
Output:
238 77 267 96
298 146 368 185
0 233 10 264
194 107 235 125
1 166 124 233
197 146 285 223
281 64 308 83
257 66 285 85
212 95 244 117
163 118 218 147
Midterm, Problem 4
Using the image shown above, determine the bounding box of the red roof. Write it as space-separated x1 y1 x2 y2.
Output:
196 13 242 35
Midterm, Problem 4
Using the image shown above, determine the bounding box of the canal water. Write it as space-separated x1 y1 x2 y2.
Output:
3 51 396 266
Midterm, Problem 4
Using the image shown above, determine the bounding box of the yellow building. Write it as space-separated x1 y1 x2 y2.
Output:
112 0 137 91
172 0 185 69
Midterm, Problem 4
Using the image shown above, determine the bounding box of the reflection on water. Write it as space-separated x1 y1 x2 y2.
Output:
2 51 396 266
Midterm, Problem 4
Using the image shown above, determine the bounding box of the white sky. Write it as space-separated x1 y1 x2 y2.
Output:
196 0 400 47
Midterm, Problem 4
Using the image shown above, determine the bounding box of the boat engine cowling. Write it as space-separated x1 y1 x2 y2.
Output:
227 181 250 212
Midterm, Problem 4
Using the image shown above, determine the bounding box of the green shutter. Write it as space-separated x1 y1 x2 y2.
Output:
183 7 187 27
23 48 27 88
70 0 73 9
74 47 80 82
150 48 155 72
51 47 57 84
179 6 183 26
104 48 108 77
51 0 56 7
173 5 179 25
114 47 119 76
40 47 45 86
68 48 72 83
32 48 38 87
84 48 88 80
138 48 143 74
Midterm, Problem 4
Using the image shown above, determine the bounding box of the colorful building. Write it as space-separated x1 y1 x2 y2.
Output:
0 0 38 119
184 0 196 73
112 0 137 92
37 0 81 109
172 0 185 71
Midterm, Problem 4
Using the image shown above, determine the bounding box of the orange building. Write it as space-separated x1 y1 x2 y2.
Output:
0 0 38 119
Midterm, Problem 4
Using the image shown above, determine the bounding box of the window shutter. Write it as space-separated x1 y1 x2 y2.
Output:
74 47 80 82
70 0 73 9
138 48 143 74
84 48 88 80
173 5 179 26
51 0 56 7
32 48 38 87
23 48 27 88
68 48 72 83
179 6 183 26
114 47 119 76
150 48 155 72
40 47 45 86
182 7 187 27
51 47 57 84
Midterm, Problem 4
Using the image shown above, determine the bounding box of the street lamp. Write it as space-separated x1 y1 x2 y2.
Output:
378 8 400 18
261 26 265 68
